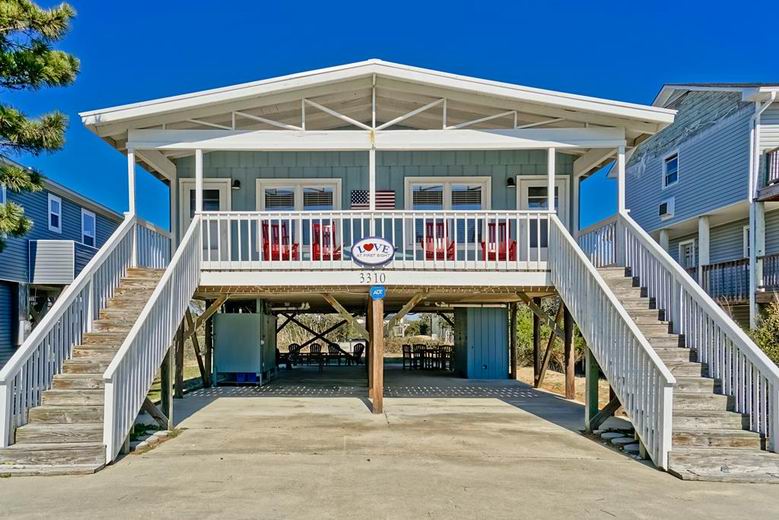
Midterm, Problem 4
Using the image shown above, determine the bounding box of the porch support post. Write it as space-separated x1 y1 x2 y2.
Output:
127 149 136 215
509 302 518 379
368 147 376 212
160 346 174 429
584 346 600 433
572 175 580 234
563 305 575 399
195 148 204 213
174 322 184 399
369 297 384 414
658 229 670 251
547 148 556 212
532 297 541 382
204 304 214 387
749 201 766 328
616 145 626 212
697 215 710 285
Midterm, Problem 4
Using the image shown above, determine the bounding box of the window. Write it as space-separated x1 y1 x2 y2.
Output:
679 239 696 269
405 178 490 211
743 225 750 258
256 180 340 211
188 189 222 217
0 184 5 204
659 197 675 220
48 194 62 233
663 153 679 188
81 209 96 247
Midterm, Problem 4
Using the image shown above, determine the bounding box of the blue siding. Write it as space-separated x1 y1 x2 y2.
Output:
0 187 119 284
626 92 752 234
453 307 508 379
0 282 14 366
710 219 747 263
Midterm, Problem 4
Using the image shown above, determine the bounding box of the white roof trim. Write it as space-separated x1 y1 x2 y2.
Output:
81 59 674 128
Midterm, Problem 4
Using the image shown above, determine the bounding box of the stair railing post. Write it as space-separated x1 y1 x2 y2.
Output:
0 383 10 448
86 277 95 333
615 213 626 267
771 383 779 452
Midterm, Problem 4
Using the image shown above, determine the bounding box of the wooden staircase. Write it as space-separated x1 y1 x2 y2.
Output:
599 267 779 482
0 268 163 477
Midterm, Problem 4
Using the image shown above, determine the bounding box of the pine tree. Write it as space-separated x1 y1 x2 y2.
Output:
0 1 79 251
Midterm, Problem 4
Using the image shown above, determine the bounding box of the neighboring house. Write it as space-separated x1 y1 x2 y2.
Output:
0 156 122 366
623 84 779 328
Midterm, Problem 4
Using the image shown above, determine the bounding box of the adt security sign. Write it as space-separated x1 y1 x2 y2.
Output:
369 285 386 301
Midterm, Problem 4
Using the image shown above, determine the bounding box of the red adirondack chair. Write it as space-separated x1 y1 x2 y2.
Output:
261 222 299 261
481 221 517 261
420 220 455 260
312 222 341 260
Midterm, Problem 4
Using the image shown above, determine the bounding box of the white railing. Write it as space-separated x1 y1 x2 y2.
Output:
549 215 675 469
618 211 779 450
135 218 172 269
0 215 171 446
199 210 552 272
576 215 618 268
103 216 202 462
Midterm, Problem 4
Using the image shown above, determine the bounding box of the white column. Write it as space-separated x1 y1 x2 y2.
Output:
169 170 178 248
547 148 556 212
369 147 376 211
572 175 580 233
749 201 766 328
195 149 204 213
659 229 670 251
616 145 626 212
127 149 136 215
698 216 710 285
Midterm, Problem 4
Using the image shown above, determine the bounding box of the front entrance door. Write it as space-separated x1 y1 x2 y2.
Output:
179 179 231 259
517 177 568 261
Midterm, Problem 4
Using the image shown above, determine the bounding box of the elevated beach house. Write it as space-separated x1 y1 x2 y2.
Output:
1 61 778 481
617 83 779 328
0 156 123 367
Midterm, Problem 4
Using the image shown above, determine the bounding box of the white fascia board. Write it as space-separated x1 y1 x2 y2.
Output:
82 60 673 130
128 129 373 151
374 127 625 151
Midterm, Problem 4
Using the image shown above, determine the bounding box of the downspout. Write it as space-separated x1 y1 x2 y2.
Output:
748 91 777 329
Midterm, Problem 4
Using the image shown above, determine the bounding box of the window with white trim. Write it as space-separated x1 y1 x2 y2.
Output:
679 239 696 269
663 153 679 188
48 193 62 233
0 184 6 204
256 179 340 211
406 178 490 210
743 225 750 258
81 209 96 247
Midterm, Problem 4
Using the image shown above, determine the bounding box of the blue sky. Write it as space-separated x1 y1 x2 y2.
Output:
10 0 777 229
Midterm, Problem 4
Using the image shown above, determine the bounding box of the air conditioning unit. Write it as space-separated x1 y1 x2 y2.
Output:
659 198 674 219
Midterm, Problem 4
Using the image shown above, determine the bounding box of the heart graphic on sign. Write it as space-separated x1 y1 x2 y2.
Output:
363 243 374 251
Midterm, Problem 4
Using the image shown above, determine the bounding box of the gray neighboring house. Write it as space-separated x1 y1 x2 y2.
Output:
0 157 122 366
623 83 779 327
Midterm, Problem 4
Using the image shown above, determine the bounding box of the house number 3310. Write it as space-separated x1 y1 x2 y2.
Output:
359 272 386 284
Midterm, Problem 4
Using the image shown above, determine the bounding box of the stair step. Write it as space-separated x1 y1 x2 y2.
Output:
81 332 128 345
635 322 672 335
674 410 749 429
625 308 664 321
70 348 117 360
674 376 718 393
654 348 695 362
15 423 103 444
52 374 104 390
0 463 104 477
92 320 132 332
669 448 779 483
0 442 105 466
63 358 111 374
646 336 686 348
673 392 733 411
29 405 103 424
672 429 764 449
665 361 706 377
42 390 104 406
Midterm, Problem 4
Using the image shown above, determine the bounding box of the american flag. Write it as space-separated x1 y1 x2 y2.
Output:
351 190 396 210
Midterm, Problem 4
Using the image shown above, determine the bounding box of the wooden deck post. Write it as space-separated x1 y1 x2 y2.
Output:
370 298 384 414
563 305 575 399
509 302 518 379
532 297 541 382
160 346 174 429
174 323 184 398
204 307 214 387
584 347 600 432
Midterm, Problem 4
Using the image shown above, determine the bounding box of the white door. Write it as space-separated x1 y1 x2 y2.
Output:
517 177 568 261
179 179 231 260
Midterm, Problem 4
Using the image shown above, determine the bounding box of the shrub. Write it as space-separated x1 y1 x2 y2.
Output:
752 302 779 365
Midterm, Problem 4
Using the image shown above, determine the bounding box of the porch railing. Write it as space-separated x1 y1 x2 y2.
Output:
103 216 201 462
701 259 750 302
760 253 779 292
550 215 675 469
199 210 552 271
618 211 779 451
0 216 171 447
765 147 779 188
576 215 617 267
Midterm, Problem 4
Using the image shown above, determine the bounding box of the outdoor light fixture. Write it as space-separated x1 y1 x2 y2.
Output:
506 177 516 189
232 179 241 190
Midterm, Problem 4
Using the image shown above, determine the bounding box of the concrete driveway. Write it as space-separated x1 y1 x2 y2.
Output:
1 377 778 519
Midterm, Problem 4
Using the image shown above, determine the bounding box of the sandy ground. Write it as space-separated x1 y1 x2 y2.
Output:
517 366 612 408
0 368 777 519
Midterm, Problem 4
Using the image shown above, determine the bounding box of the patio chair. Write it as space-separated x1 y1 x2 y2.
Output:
312 222 342 261
413 344 427 369
420 220 455 261
261 221 300 261
309 343 323 366
286 343 302 367
349 343 365 365
402 344 413 369
327 343 343 365
481 221 517 261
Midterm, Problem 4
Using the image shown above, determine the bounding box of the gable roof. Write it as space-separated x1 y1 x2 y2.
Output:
654 83 779 108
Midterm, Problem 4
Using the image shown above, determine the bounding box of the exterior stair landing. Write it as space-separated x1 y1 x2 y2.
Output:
598 266 779 483
0 268 163 477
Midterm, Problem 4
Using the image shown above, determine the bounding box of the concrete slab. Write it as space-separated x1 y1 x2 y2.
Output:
0 370 777 519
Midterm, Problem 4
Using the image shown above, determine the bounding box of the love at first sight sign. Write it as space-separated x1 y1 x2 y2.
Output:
351 237 395 267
